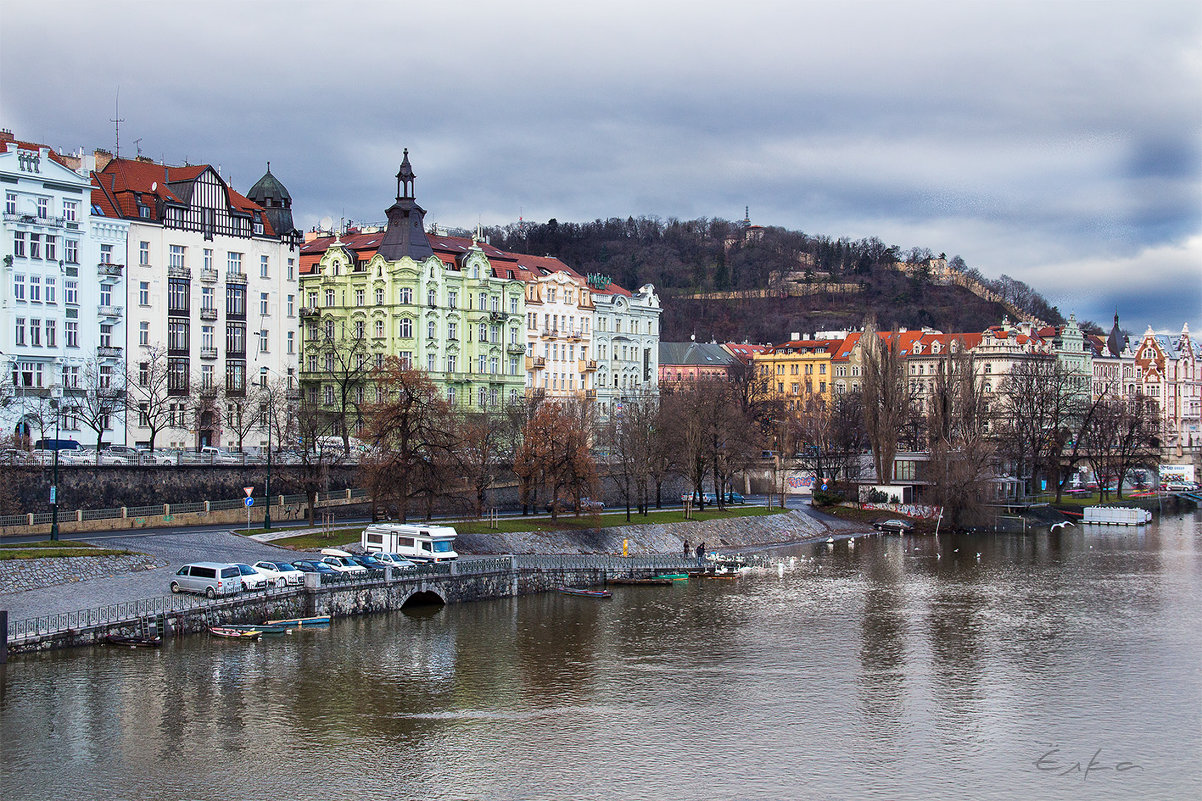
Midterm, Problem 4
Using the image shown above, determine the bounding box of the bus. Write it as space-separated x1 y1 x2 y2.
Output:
360 523 458 563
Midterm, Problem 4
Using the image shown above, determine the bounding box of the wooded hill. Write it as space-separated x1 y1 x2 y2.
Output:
481 216 1066 343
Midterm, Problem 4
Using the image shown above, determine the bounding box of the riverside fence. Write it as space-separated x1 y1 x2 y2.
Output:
3 552 772 656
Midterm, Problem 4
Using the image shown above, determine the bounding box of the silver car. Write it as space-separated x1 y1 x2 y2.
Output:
170 562 243 598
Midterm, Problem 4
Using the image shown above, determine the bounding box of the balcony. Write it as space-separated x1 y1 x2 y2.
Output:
199 268 219 283
226 271 247 284
97 263 124 280
446 372 473 383
199 347 218 359
526 356 546 371
299 307 321 318
567 332 582 342
583 389 597 399
97 305 123 319
199 307 218 321
97 345 123 359
540 328 559 339
506 344 527 355
489 311 508 323
167 265 191 279
3 212 63 228
579 359 598 371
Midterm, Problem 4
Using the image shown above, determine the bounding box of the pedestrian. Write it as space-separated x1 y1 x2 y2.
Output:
696 541 706 566
683 538 691 560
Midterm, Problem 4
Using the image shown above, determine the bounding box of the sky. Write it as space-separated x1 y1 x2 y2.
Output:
3 0 1199 334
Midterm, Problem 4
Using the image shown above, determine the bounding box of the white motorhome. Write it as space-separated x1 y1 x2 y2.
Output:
361 524 458 563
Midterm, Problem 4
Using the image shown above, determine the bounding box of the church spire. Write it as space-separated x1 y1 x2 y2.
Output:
379 148 433 261
396 148 416 201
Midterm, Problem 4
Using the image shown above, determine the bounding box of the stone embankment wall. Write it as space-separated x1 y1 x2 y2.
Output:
0 553 165 594
456 509 860 556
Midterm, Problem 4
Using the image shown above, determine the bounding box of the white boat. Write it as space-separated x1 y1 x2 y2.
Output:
1082 506 1152 525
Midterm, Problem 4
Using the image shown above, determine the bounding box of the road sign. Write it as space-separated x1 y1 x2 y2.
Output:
244 486 254 497
244 497 254 507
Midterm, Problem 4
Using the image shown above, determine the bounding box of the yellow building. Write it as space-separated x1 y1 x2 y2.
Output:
754 336 844 408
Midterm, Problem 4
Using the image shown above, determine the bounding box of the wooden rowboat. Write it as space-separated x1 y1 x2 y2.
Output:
608 578 674 586
220 624 291 635
654 573 690 581
557 586 612 599
105 634 162 648
209 626 261 640
264 615 331 627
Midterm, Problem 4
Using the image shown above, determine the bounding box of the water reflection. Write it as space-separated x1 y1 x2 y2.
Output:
2 511 1200 800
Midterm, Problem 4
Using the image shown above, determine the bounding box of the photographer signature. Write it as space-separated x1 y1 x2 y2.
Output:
1035 745 1143 780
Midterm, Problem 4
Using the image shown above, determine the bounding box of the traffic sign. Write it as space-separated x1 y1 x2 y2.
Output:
244 497 254 507
244 486 255 497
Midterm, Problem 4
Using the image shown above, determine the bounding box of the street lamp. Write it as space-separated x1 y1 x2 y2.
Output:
50 390 61 541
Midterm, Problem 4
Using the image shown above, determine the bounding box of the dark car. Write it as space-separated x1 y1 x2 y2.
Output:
873 518 914 533
722 491 745 504
350 554 386 571
291 560 338 575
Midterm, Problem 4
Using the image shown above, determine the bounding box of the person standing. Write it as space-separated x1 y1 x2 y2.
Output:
696 542 706 566
683 539 691 560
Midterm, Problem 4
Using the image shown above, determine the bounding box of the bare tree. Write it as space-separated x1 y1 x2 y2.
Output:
514 400 596 520
925 350 995 527
305 315 374 456
861 318 913 484
454 408 511 518
993 358 1076 497
358 358 457 523
1082 392 1161 501
295 399 344 527
127 344 175 451
73 354 127 461
221 382 269 454
604 389 659 519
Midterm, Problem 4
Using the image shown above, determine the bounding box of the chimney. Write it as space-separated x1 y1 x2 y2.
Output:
790 332 800 341
94 149 114 171
0 129 15 147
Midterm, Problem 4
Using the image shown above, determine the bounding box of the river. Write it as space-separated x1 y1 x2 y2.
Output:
2 511 1200 800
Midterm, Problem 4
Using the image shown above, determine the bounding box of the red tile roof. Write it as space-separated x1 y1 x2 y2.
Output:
2 136 72 168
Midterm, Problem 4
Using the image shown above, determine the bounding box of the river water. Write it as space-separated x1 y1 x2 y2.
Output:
2 511 1200 801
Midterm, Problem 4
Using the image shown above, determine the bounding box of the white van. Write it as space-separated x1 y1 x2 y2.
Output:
361 523 458 563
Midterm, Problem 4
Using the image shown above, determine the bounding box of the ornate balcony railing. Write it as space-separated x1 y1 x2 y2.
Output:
225 271 247 284
97 263 124 279
167 265 191 279
97 345 123 359
199 347 218 359
199 268 219 283
199 308 218 321
97 305 123 319
526 356 546 370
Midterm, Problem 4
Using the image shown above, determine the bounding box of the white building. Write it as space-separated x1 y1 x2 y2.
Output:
90 154 300 449
590 278 661 417
518 258 597 401
1 131 129 448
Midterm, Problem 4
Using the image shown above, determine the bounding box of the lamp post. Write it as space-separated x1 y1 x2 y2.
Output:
50 393 60 541
264 402 272 531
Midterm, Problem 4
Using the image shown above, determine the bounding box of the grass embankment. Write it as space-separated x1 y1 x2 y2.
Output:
0 541 135 560
269 505 788 550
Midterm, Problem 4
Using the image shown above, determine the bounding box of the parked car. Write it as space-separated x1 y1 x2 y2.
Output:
722 491 745 504
232 563 270 591
873 518 915 533
350 554 387 571
170 562 243 598
253 560 305 587
374 553 417 570
141 448 178 465
200 446 240 464
320 548 368 574
290 560 339 575
681 492 718 505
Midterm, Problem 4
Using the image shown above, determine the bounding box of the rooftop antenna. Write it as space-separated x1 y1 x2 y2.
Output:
111 88 125 158
133 138 143 157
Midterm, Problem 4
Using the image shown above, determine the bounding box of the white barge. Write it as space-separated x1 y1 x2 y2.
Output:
1082 506 1152 525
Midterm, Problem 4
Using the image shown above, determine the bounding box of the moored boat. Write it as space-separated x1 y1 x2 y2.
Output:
105 634 162 648
209 626 261 640
220 624 291 635
654 573 689 581
608 577 674 586
557 586 612 598
264 615 331 627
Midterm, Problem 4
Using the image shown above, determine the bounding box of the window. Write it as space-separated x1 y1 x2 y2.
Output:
478 354 487 373
399 351 413 369
287 295 294 316
355 289 365 306
139 281 150 305
448 322 458 340
399 318 412 338
259 330 269 352
323 385 335 405
11 360 43 388
201 325 214 350
260 255 269 278
226 285 245 317
63 199 77 222
225 362 245 394
12 232 25 257
399 287 413 304
37 197 48 218
479 322 488 341
287 258 294 280
169 245 186 268
447 354 458 373
13 274 25 301
374 319 384 338
139 321 150 346
4 193 14 214
65 320 78 348
448 290 458 308
447 386 456 405
45 236 55 261
287 331 295 354
510 296 519 315
99 285 111 307
139 241 150 265
204 248 213 271
29 233 41 259
227 252 242 275
354 320 365 340
427 320 436 339
167 320 188 351
168 279 189 313
201 364 214 389
45 320 55 347
478 387 488 408
324 288 335 307
64 239 78 264
15 317 27 346
375 288 384 305
427 353 436 372
226 323 246 356
260 292 269 315
428 289 437 307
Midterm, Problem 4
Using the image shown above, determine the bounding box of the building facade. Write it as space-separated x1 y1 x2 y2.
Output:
91 154 300 450
1 131 129 448
590 278 661 417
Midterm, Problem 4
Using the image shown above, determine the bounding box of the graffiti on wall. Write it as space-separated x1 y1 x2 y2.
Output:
859 502 942 519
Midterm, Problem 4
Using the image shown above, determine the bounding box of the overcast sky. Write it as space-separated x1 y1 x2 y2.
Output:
4 0 1199 334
